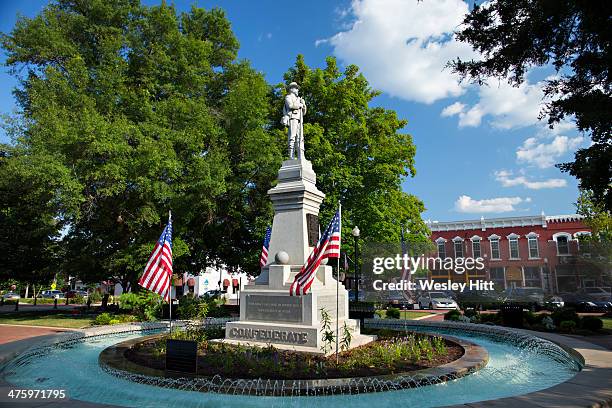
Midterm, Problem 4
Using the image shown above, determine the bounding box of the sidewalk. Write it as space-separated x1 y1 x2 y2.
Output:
0 325 75 345
563 333 612 351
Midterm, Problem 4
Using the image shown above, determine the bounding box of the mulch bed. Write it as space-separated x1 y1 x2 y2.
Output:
125 333 464 380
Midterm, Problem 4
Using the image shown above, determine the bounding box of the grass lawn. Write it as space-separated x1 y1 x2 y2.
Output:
602 318 612 330
0 313 95 329
377 310 434 319
400 311 434 319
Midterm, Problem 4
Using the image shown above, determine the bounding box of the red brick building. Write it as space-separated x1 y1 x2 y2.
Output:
426 214 599 293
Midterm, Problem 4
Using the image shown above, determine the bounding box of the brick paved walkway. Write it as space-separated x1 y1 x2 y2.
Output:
0 325 73 345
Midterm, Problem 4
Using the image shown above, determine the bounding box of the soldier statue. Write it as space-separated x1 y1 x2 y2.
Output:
281 82 307 159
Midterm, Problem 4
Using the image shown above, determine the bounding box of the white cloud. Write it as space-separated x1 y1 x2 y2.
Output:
494 170 567 190
441 102 465 117
324 0 477 104
454 195 530 213
516 135 583 168
441 79 545 129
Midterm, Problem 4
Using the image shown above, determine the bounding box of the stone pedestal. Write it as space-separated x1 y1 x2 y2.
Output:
222 159 375 354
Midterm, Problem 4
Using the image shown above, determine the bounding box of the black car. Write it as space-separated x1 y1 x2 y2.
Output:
502 287 545 311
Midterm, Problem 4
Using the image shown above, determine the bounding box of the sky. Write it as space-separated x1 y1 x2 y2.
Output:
0 0 586 222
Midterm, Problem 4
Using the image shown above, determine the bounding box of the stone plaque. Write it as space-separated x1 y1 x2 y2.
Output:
245 295 303 323
306 213 319 246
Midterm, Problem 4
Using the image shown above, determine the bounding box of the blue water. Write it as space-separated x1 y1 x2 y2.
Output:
3 329 579 408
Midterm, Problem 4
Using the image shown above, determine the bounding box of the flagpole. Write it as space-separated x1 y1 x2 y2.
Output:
168 210 173 335
336 201 341 364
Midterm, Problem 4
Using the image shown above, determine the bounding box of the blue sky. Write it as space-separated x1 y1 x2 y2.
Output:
0 0 585 222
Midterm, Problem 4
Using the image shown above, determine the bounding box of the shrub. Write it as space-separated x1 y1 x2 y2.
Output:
117 292 161 321
581 316 603 331
541 316 556 330
178 296 210 320
94 313 112 325
444 309 461 321
524 311 540 325
386 307 400 319
479 312 501 324
89 291 102 303
551 308 579 326
559 320 577 333
118 292 140 312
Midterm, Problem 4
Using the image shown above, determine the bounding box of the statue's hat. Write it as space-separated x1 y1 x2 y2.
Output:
288 82 299 89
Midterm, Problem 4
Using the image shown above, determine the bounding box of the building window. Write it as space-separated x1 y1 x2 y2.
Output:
557 236 569 255
528 236 539 258
490 267 505 288
509 236 519 259
454 241 463 258
490 239 500 259
437 242 446 258
472 239 481 258
524 267 541 287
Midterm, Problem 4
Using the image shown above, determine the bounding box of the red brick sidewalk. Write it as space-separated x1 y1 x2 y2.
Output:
0 325 72 345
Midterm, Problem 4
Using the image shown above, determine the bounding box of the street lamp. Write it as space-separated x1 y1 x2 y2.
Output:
352 226 360 302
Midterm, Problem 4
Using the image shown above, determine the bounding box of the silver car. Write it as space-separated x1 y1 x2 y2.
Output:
418 291 459 310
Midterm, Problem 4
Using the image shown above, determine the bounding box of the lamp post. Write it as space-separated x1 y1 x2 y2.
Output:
352 226 360 302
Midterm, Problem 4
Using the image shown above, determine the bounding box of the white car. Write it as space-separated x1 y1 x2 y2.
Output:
2 292 20 300
418 291 459 310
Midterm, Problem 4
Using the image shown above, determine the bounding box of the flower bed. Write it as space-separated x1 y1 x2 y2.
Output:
125 327 463 380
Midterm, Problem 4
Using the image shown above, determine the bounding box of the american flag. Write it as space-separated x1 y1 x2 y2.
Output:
259 226 272 268
290 209 341 296
139 216 173 302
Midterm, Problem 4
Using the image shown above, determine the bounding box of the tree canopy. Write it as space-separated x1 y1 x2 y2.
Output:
0 0 425 289
450 0 611 210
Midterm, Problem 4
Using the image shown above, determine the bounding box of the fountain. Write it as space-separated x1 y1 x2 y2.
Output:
0 319 583 407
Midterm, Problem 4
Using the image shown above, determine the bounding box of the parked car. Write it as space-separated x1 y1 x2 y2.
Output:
456 289 503 310
559 291 611 312
581 287 611 302
200 289 226 299
417 291 459 310
65 290 88 298
502 287 545 311
544 295 565 310
385 291 415 310
2 292 20 301
41 290 64 299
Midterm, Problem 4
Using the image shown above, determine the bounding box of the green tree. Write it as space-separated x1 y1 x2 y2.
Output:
574 190 611 286
0 146 81 289
1 0 277 288
277 56 429 255
449 0 611 210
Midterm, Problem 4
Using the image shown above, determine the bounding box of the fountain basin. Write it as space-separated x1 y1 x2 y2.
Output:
0 320 595 408
98 331 488 395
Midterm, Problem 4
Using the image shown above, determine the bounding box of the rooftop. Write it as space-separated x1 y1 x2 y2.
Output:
425 214 584 232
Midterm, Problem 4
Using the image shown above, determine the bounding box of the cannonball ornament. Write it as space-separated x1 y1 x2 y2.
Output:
275 251 289 265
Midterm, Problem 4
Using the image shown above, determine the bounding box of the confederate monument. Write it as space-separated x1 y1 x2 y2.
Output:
223 83 374 353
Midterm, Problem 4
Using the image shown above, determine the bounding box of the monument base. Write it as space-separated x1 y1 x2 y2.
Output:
222 264 375 355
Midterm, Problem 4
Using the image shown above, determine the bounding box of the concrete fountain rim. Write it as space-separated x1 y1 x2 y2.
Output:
96 330 488 395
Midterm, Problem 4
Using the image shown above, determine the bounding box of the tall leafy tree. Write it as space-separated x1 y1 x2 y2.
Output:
0 147 81 287
449 0 611 210
1 0 277 288
277 56 429 253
